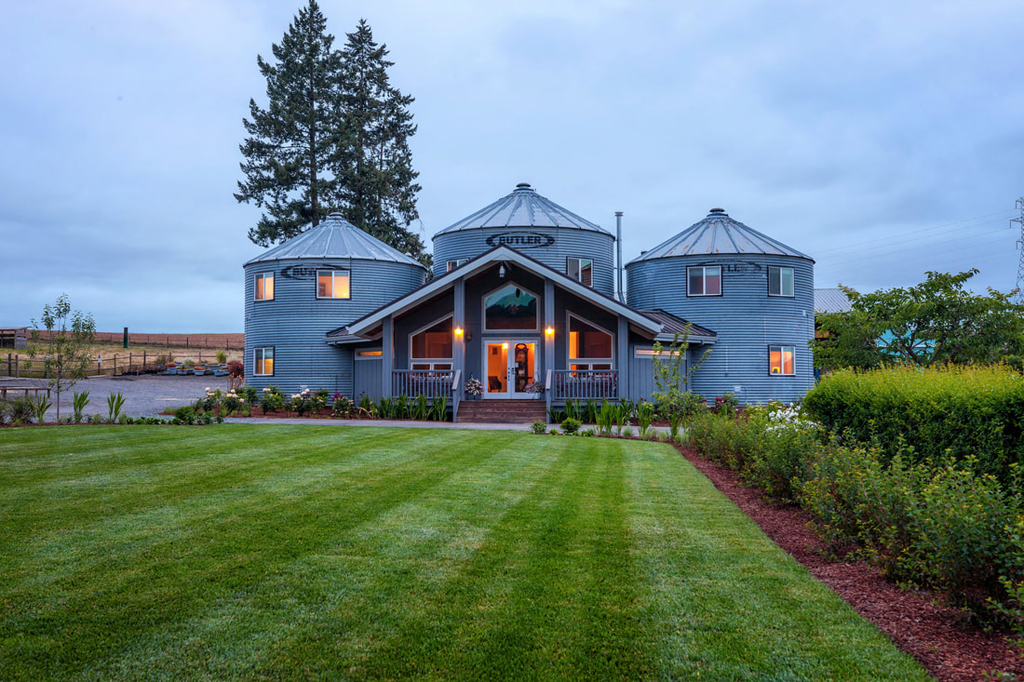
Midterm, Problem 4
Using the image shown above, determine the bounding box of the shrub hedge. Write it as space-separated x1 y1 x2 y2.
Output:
688 406 1024 630
803 365 1024 484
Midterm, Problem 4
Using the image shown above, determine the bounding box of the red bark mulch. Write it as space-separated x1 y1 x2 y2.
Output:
677 445 1024 681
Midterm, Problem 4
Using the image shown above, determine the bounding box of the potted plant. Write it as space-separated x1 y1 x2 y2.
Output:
464 376 483 399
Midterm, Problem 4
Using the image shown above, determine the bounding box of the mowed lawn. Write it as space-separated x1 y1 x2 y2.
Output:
0 426 929 681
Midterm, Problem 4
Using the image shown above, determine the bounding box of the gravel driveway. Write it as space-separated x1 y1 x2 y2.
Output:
2 374 217 419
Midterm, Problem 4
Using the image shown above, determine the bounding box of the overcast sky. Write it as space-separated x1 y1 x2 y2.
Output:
2 0 1022 333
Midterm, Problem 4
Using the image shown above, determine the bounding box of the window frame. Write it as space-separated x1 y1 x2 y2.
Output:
768 266 795 298
316 269 351 300
687 265 722 297
254 272 275 301
408 313 454 370
567 257 594 287
446 258 469 272
567 312 615 371
253 346 275 376
481 282 540 332
768 345 795 376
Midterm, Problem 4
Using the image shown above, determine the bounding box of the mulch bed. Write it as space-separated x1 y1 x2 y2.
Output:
677 445 1023 681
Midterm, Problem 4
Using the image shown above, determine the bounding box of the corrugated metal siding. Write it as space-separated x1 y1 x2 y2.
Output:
353 356 382 400
626 254 814 405
243 258 424 397
433 227 616 297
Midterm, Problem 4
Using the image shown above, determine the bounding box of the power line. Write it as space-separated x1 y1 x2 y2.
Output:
813 208 1017 256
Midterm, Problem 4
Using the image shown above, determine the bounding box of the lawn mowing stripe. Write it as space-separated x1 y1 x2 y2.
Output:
625 442 930 681
331 435 651 681
1 427 522 679
67 429 563 681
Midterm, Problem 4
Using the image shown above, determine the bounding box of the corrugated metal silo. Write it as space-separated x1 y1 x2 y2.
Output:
432 183 617 296
243 213 427 397
626 208 815 404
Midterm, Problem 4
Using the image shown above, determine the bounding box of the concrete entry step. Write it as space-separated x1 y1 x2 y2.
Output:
457 399 547 424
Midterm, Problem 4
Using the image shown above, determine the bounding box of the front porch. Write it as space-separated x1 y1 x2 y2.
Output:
387 367 620 423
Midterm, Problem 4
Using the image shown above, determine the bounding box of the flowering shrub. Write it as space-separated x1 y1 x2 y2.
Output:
291 389 315 416
464 376 483 396
261 386 284 413
332 394 354 418
524 380 544 394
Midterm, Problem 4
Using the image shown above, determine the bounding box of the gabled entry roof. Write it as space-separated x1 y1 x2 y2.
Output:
327 245 675 342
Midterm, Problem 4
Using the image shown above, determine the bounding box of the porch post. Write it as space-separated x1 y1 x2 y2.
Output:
617 317 628 401
454 278 465 400
544 280 555 374
382 315 393 398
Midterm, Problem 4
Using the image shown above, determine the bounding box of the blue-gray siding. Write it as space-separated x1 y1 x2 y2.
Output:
433 227 616 297
243 257 425 397
626 254 814 404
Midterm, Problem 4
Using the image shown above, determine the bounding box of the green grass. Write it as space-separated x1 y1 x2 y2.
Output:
0 426 930 681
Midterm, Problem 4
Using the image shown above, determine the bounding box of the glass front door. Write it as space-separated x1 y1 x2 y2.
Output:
485 341 537 398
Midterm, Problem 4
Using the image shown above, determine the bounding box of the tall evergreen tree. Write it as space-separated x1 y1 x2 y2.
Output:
236 0 341 246
334 19 425 261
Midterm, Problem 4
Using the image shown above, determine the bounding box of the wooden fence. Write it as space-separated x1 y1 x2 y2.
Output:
2 352 236 378
32 331 245 350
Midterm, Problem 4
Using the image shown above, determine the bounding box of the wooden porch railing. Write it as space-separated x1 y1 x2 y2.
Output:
391 370 456 399
550 369 619 401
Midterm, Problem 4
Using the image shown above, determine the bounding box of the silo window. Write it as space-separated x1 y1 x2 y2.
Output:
317 270 350 299
567 258 593 287
254 273 274 301
769 267 795 297
687 266 722 296
254 347 275 376
446 259 468 272
769 346 795 375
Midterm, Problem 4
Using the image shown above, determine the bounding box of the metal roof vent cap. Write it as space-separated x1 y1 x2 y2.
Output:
709 208 726 215
515 183 533 190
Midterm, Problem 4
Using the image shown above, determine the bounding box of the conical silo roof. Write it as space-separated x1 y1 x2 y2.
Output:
433 183 611 236
245 213 426 268
629 208 813 263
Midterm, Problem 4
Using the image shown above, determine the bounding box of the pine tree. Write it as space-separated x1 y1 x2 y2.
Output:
236 0 342 246
334 19 426 261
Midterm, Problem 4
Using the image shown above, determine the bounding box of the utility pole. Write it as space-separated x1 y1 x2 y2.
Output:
1015 197 1024 303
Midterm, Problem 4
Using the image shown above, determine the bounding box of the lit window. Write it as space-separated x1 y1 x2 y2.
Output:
567 257 593 286
688 266 721 296
769 267 795 297
446 258 468 272
410 316 453 370
484 284 538 331
356 349 382 358
568 315 613 371
255 273 274 301
769 346 795 375
254 347 274 376
317 270 350 299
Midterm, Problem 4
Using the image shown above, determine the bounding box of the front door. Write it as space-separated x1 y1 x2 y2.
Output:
484 341 537 398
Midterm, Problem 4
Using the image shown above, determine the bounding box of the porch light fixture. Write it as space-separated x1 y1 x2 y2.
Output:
454 327 464 337
545 326 554 336
502 342 509 350
499 264 506 278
